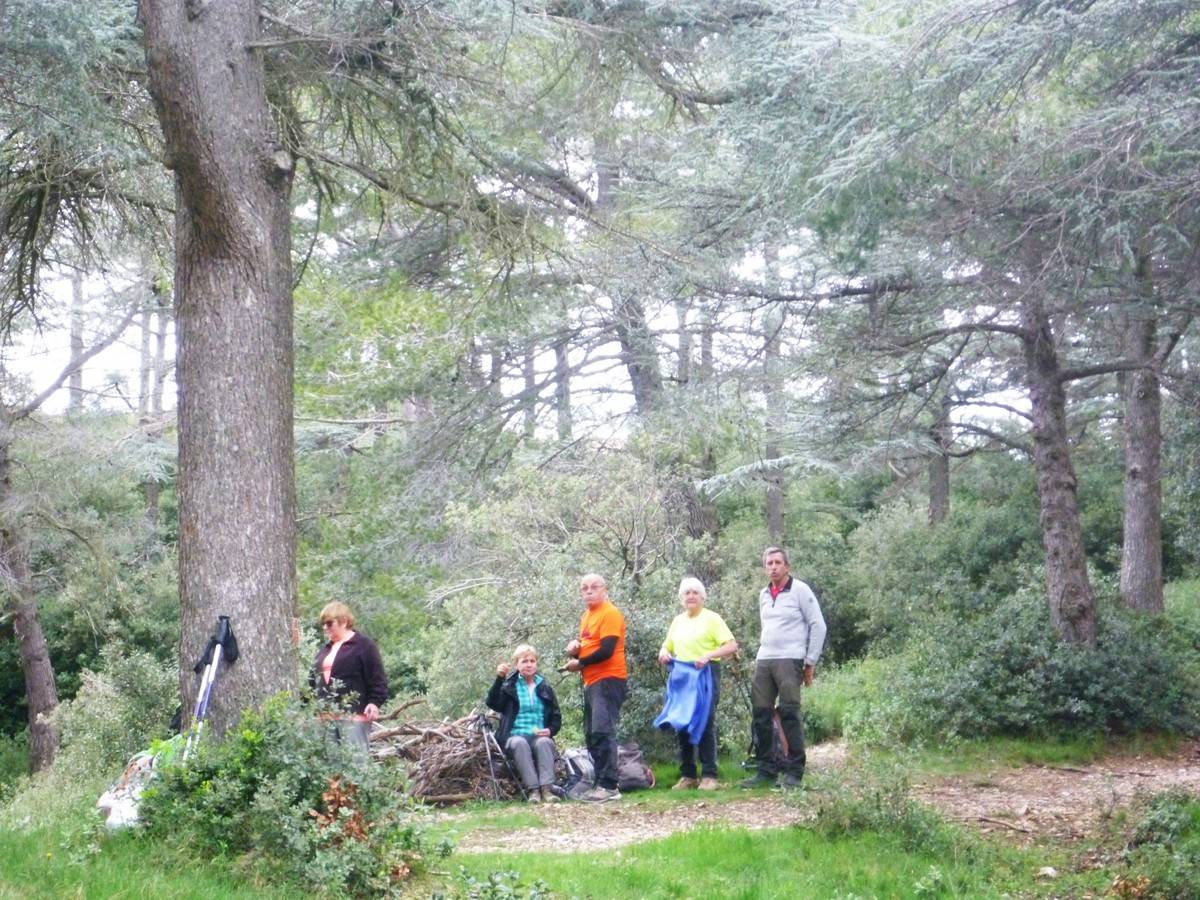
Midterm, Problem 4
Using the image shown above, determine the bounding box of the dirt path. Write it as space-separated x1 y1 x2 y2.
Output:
918 739 1200 843
442 740 1200 854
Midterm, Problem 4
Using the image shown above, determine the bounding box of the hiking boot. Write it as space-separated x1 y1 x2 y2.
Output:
540 787 560 804
775 772 804 790
527 790 541 803
698 777 719 791
580 785 621 803
739 773 776 789
672 777 699 791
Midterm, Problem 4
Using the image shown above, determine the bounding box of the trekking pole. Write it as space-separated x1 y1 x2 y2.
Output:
183 616 239 761
473 712 504 801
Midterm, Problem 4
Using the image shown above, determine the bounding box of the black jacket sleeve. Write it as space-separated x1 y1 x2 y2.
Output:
578 635 618 667
485 676 506 713
360 637 389 708
542 683 562 737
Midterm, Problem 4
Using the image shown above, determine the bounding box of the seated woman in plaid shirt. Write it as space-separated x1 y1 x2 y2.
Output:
486 644 563 803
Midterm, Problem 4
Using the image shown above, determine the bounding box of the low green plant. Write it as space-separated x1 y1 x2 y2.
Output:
1120 790 1200 899
437 867 552 900
807 761 962 859
140 694 424 897
0 733 27 800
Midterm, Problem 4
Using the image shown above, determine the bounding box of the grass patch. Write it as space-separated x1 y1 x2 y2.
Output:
0 827 306 899
444 823 1106 899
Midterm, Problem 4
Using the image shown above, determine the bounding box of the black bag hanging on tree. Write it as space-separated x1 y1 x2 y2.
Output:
183 615 239 759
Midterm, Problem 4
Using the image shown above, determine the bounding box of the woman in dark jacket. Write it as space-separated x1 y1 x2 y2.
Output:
486 644 562 803
312 601 388 750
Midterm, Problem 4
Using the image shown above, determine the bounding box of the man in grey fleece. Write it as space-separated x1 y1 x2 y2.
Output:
741 546 827 789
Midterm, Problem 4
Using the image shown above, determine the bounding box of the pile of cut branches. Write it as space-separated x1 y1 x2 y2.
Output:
369 700 521 804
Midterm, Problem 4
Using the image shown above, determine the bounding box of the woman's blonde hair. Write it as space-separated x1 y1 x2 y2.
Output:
512 643 538 663
319 601 355 628
678 576 707 603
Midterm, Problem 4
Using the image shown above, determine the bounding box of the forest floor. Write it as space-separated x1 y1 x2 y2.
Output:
442 738 1200 854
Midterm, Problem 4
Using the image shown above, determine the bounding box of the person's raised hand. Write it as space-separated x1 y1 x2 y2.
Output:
496 662 510 678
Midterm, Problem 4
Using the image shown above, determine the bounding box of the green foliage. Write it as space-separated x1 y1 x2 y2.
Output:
1122 790 1200 900
52 647 177 780
140 694 424 898
0 648 174 835
843 591 1200 744
442 867 552 900
808 762 962 859
423 455 693 747
0 733 28 800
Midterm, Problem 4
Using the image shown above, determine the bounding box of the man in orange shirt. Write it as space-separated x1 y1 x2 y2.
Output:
564 573 628 802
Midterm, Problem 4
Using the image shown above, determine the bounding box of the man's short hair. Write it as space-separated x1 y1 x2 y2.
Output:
579 573 607 590
761 546 789 565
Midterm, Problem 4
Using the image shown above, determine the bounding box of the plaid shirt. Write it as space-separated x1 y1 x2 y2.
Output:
510 675 546 736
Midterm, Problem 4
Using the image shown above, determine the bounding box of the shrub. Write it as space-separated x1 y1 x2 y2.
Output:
1120 790 1200 899
0 647 176 831
140 694 424 897
842 591 1200 744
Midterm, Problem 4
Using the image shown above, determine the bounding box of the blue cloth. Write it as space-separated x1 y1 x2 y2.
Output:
653 660 714 745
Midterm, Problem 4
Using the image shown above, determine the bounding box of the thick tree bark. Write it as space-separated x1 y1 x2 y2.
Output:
1119 267 1164 613
1020 302 1096 646
141 0 298 737
0 438 59 772
928 394 952 525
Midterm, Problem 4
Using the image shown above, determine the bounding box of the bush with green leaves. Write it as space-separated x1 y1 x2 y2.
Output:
808 760 964 860
1121 790 1200 899
139 694 424 897
0 647 177 831
840 589 1200 744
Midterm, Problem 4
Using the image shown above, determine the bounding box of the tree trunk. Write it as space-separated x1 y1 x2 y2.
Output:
142 285 170 559
69 272 84 414
0 437 59 772
1119 259 1164 613
613 293 664 415
594 135 663 416
554 335 572 441
137 292 153 420
141 0 298 737
763 309 785 544
699 309 714 382
522 345 537 438
675 299 691 385
1020 302 1096 646
928 394 952 525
